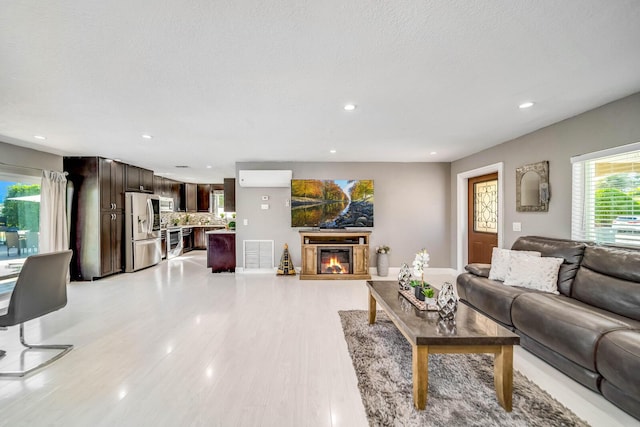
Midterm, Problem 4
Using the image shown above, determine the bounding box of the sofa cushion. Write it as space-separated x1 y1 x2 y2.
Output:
503 255 563 294
456 273 533 327
519 332 601 392
596 330 640 398
511 293 640 371
511 236 587 296
572 245 640 321
464 263 491 278
488 248 541 281
600 379 640 420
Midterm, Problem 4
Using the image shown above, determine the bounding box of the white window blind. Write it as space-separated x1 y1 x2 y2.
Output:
571 142 640 247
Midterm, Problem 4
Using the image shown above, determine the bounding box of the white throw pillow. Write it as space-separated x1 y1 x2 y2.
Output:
488 248 541 281
503 255 564 294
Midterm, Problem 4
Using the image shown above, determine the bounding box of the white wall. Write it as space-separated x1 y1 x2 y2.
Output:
235 162 451 270
450 92 640 267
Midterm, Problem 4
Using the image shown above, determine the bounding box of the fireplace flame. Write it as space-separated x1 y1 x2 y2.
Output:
324 256 344 274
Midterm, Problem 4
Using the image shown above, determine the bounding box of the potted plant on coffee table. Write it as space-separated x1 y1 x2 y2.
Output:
422 285 436 306
410 280 424 300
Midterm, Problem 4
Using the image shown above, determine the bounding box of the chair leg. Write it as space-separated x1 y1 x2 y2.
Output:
0 324 73 377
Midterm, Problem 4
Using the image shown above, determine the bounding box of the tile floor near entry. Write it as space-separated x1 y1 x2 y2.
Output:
0 251 638 427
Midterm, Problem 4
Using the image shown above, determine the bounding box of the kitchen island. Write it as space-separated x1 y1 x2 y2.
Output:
206 230 236 273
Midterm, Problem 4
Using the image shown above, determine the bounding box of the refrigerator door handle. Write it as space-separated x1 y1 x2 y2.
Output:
146 199 154 234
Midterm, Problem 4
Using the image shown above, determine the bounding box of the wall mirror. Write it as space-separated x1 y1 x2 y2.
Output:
516 160 550 212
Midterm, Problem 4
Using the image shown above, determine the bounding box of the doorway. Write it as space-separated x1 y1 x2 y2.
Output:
456 163 504 271
468 173 498 264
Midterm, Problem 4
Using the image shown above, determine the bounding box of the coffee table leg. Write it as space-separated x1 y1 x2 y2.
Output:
412 344 428 409
368 291 376 324
494 345 513 412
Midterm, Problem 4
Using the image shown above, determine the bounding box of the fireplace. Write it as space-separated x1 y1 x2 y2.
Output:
318 247 353 275
299 230 370 280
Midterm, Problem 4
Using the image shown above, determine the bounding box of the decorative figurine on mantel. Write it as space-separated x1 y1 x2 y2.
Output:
277 244 296 275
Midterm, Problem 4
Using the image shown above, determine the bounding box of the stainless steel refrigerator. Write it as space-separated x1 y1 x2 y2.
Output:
125 192 162 272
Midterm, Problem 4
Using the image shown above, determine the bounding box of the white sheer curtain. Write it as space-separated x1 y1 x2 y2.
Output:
39 170 69 253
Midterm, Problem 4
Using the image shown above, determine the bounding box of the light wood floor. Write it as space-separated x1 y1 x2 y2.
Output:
0 252 637 426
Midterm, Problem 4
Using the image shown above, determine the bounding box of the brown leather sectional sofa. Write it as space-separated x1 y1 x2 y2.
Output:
456 236 640 420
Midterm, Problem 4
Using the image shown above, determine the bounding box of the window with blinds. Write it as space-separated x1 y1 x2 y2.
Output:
571 142 640 247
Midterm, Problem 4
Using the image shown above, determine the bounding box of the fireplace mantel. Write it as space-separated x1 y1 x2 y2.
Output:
299 230 371 280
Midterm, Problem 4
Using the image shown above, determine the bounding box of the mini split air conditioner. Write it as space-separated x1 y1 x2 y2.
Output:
238 170 292 188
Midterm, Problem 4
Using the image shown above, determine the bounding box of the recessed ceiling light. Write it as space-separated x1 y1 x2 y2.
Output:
206 165 212 169
141 134 153 139
430 151 437 155
34 135 46 140
330 149 337 154
518 101 535 109
343 104 357 111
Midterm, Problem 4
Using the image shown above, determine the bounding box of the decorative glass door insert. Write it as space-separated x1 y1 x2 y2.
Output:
474 179 498 233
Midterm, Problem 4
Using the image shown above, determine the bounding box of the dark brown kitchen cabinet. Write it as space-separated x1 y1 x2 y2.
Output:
64 156 125 280
182 183 197 212
224 178 235 212
100 211 123 276
162 178 184 212
193 227 207 249
126 164 154 193
154 175 170 196
207 233 236 273
99 159 124 211
197 184 211 212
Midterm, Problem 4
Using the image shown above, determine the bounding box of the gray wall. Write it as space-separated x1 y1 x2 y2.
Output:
0 140 63 178
235 162 451 270
450 92 640 266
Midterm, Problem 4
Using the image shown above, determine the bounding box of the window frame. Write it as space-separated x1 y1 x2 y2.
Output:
571 141 640 247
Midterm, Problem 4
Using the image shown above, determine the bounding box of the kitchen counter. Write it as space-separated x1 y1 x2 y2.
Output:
205 229 235 234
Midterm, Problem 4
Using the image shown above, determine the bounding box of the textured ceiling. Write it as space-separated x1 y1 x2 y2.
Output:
1 1 640 182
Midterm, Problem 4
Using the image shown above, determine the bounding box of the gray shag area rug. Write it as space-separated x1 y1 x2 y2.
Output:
339 310 590 427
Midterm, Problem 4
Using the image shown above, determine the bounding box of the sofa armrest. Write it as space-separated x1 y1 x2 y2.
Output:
464 263 491 278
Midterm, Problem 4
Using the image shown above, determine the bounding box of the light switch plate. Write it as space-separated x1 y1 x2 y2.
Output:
513 222 522 232
243 219 248 226
261 204 269 210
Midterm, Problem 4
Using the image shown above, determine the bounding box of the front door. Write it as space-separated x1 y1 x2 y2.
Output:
468 173 498 264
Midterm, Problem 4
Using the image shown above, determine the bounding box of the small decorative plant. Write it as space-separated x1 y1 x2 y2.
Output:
422 286 435 299
376 245 390 254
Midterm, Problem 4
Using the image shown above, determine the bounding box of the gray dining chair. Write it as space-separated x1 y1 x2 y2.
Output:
5 232 20 256
0 250 73 377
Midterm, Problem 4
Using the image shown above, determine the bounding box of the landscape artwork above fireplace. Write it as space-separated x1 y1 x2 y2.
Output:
291 179 374 228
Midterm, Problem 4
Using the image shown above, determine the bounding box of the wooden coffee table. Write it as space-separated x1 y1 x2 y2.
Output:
367 280 520 411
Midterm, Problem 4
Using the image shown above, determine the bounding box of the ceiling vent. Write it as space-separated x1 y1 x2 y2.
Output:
238 170 292 187
174 165 190 168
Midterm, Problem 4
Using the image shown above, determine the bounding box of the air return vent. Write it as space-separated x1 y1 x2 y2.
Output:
243 240 274 269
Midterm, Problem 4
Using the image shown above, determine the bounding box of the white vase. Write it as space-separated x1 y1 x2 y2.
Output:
376 253 389 277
